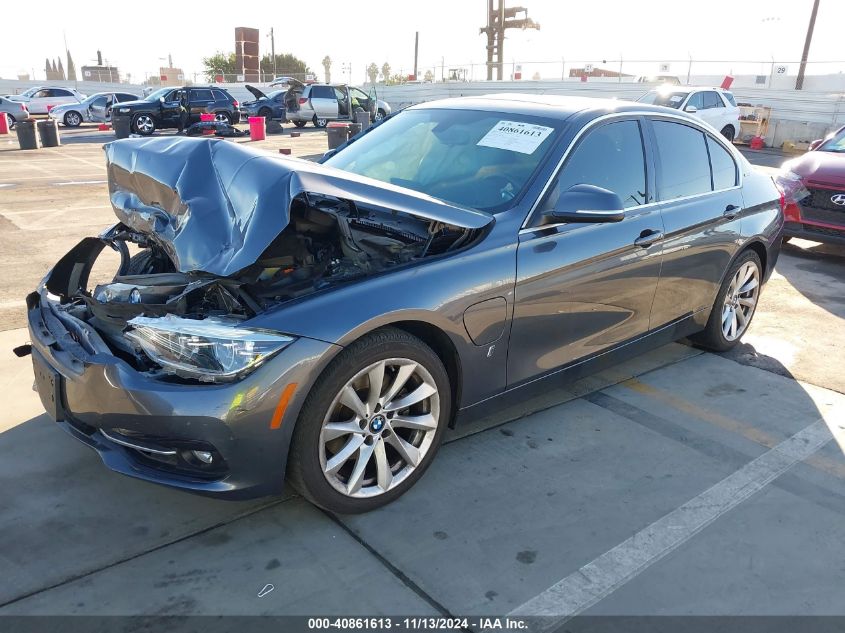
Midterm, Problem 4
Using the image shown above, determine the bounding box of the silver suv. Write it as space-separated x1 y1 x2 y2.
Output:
285 82 391 128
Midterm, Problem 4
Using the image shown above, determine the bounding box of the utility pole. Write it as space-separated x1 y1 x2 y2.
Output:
795 0 820 90
413 32 419 80
479 0 539 80
270 27 276 78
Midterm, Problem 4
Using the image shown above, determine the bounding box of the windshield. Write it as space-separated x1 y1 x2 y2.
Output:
637 90 688 109
819 129 845 153
143 88 171 102
21 87 41 98
323 108 560 212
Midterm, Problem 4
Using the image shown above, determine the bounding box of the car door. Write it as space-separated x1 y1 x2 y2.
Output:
159 89 183 126
646 118 743 328
28 89 51 114
699 90 727 130
310 85 339 120
351 87 375 117
188 88 214 123
508 117 664 386
88 95 109 122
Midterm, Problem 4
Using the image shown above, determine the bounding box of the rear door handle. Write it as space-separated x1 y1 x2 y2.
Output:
634 230 664 248
724 204 741 219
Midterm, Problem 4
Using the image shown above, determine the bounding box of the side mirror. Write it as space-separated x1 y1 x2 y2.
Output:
809 139 823 151
159 97 165 103
543 184 626 225
684 105 698 113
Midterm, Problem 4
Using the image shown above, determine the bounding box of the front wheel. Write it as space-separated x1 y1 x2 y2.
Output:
313 115 328 128
132 113 156 135
691 250 762 352
374 108 387 123
287 327 451 514
63 111 82 127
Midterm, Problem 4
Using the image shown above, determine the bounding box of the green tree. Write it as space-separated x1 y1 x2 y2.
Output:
366 63 379 84
423 69 434 82
260 53 310 78
387 73 407 86
201 51 237 81
380 63 391 82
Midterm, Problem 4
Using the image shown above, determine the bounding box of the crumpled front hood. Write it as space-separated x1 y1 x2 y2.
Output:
790 150 845 186
103 137 492 277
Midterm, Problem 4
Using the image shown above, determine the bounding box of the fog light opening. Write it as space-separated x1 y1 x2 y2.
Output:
192 450 214 464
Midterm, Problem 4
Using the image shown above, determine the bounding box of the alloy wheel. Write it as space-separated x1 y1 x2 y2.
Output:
65 111 81 126
721 261 760 341
214 112 230 124
319 358 441 498
134 115 154 134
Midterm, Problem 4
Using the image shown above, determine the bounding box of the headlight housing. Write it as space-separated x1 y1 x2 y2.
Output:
775 168 809 205
126 315 295 382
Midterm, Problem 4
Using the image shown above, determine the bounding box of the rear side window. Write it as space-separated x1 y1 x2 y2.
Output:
212 90 229 101
311 86 334 99
707 136 738 189
543 119 647 211
652 121 712 200
722 92 737 107
116 93 136 102
50 89 73 97
702 91 724 109
191 89 213 102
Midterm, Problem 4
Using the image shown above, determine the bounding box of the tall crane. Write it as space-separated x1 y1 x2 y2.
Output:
480 0 540 80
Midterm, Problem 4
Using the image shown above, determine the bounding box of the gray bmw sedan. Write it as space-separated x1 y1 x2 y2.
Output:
24 95 783 513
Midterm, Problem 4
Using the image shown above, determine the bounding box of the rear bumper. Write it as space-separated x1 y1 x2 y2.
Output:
27 289 340 499
783 221 845 246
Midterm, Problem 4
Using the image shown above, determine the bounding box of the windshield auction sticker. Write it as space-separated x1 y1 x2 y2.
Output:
477 120 555 154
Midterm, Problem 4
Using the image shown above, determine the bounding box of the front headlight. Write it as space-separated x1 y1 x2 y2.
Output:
126 315 295 382
118 107 130 113
775 168 809 204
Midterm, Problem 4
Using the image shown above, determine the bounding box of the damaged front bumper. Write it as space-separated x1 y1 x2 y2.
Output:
26 287 340 499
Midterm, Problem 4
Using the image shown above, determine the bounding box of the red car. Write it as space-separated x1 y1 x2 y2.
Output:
778 125 845 245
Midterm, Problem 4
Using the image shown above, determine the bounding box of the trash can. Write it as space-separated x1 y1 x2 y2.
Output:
112 114 132 139
326 122 350 149
37 119 61 147
248 116 266 141
15 120 40 150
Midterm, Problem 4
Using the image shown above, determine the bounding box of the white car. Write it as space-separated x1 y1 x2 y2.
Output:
7 86 86 115
49 91 140 127
636 86 741 142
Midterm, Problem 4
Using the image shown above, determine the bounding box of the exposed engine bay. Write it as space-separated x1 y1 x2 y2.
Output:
35 136 491 377
44 193 476 369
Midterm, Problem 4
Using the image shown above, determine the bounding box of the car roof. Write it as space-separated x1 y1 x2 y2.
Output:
408 93 692 121
647 86 732 94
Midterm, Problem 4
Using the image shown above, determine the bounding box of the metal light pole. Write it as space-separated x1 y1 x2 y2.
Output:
795 0 821 90
268 28 276 79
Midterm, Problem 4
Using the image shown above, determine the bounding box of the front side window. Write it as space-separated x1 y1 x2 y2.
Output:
540 120 647 213
685 92 704 110
90 96 109 107
637 90 686 109
33 90 50 99
652 120 712 200
702 91 724 109
325 108 560 212
707 136 737 189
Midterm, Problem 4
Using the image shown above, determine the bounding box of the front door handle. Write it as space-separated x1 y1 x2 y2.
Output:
634 229 664 248
724 204 741 219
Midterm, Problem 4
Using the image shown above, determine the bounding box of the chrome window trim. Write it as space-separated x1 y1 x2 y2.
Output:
521 110 743 231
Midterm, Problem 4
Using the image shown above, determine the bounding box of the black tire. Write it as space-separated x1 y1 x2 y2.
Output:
293 120 307 128
287 327 452 514
690 249 762 352
375 108 387 123
63 111 83 127
782 236 792 244
6 114 16 129
131 113 156 136
720 125 735 142
214 111 232 125
313 114 328 128
258 107 272 119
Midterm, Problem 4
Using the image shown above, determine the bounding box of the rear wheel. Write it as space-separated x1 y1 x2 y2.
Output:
313 115 328 128
287 327 451 514
691 250 762 352
720 125 735 142
63 111 82 127
214 112 231 125
132 113 155 135
293 120 307 128
258 107 272 119
6 114 16 129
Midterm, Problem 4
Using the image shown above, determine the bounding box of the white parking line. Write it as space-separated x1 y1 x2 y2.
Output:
505 418 834 630
53 180 107 186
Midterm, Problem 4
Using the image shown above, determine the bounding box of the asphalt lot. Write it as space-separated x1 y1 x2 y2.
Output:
1 122 844 627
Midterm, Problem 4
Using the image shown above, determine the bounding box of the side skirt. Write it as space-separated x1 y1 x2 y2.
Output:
455 313 706 426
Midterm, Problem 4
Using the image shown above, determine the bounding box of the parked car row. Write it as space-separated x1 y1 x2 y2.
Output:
4 86 87 114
